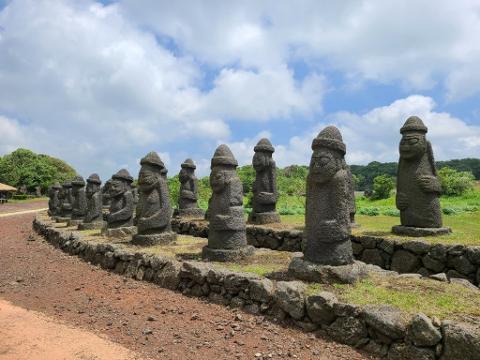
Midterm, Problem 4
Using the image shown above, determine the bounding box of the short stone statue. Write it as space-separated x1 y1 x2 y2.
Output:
102 169 136 237
78 174 104 230
289 126 366 284
48 182 62 216
56 181 73 222
392 116 451 236
69 176 87 226
175 158 205 218
248 138 280 225
132 152 176 246
202 144 254 261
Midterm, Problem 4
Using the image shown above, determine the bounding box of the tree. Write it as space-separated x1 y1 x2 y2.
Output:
0 148 76 193
372 175 395 200
438 167 475 196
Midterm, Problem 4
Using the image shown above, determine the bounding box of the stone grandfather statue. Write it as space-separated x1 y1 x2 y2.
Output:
57 181 73 222
248 138 281 225
132 152 176 246
103 169 136 237
69 176 87 226
392 116 451 236
102 179 112 210
78 174 104 230
48 182 62 217
202 144 254 261
175 158 205 218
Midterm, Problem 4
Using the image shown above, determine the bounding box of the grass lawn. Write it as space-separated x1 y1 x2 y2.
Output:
9 197 49 204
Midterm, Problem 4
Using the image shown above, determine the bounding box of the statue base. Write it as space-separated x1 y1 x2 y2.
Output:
101 226 137 238
174 208 205 219
56 216 71 223
78 221 105 230
67 219 83 227
392 225 452 237
288 256 368 284
202 245 255 262
132 231 177 246
248 211 281 225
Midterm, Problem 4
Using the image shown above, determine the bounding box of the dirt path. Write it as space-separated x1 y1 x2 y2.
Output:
0 211 377 360
0 199 48 214
0 299 145 360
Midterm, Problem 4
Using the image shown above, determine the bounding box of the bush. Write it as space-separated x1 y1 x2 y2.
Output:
438 167 475 196
382 208 400 217
372 175 395 200
442 207 461 215
359 207 380 216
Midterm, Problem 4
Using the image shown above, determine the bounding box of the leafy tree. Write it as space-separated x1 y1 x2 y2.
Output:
167 174 180 207
372 175 395 200
438 167 475 196
237 165 255 194
0 148 76 193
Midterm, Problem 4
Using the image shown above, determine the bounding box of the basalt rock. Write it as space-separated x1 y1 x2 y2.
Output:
248 138 280 225
174 158 205 218
68 176 87 226
57 181 73 221
132 152 176 246
78 173 104 230
393 116 451 236
202 145 254 261
48 182 62 216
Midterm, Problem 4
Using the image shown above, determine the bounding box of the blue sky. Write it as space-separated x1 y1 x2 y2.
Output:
1 0 479 180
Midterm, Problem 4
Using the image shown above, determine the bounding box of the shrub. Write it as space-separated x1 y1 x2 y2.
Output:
359 207 380 216
382 208 400 217
438 167 475 196
442 207 461 215
372 175 395 200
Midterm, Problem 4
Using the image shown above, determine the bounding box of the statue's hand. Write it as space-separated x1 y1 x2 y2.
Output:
417 175 441 193
396 192 409 210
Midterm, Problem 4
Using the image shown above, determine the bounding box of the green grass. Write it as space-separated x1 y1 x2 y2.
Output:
308 274 480 321
9 196 49 204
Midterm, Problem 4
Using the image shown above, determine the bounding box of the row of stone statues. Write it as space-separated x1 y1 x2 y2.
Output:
48 116 449 271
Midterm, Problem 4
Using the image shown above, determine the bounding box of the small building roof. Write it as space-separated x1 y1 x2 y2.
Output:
0 183 17 192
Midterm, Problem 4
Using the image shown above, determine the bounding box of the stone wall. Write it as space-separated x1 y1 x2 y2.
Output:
33 216 480 359
171 218 480 286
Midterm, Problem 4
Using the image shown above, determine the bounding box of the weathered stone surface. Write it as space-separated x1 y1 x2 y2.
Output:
388 343 435 360
361 248 385 268
71 176 87 220
133 152 176 245
395 116 446 231
449 277 478 290
48 182 62 216
106 169 135 229
391 250 420 273
422 254 446 273
248 138 280 225
82 173 103 227
402 240 430 254
306 291 337 325
442 321 480 360
249 278 274 303
448 255 476 275
59 181 73 218
202 145 252 261
153 260 181 290
429 243 447 261
466 246 480 265
274 281 306 320
327 316 368 346
303 126 353 266
102 226 137 238
392 225 451 237
363 305 409 340
430 273 448 282
175 159 205 219
288 256 368 284
407 313 442 347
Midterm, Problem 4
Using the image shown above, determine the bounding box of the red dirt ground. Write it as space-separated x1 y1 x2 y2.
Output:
0 209 377 360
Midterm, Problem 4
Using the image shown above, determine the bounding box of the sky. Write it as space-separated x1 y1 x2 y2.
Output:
1 0 480 180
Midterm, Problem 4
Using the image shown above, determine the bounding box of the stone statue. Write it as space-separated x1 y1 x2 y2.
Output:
78 174 104 230
57 181 73 222
346 166 358 227
175 158 205 218
202 144 254 261
248 138 280 224
69 176 87 226
288 126 366 284
102 179 112 210
132 152 176 246
103 169 136 237
48 182 62 216
392 116 451 236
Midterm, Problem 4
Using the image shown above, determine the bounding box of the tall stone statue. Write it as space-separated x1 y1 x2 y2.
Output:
78 174 104 230
289 126 365 284
248 138 281 225
175 158 205 218
132 152 176 246
48 182 62 216
202 145 254 261
103 169 136 237
57 181 73 222
392 116 451 236
69 176 87 226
